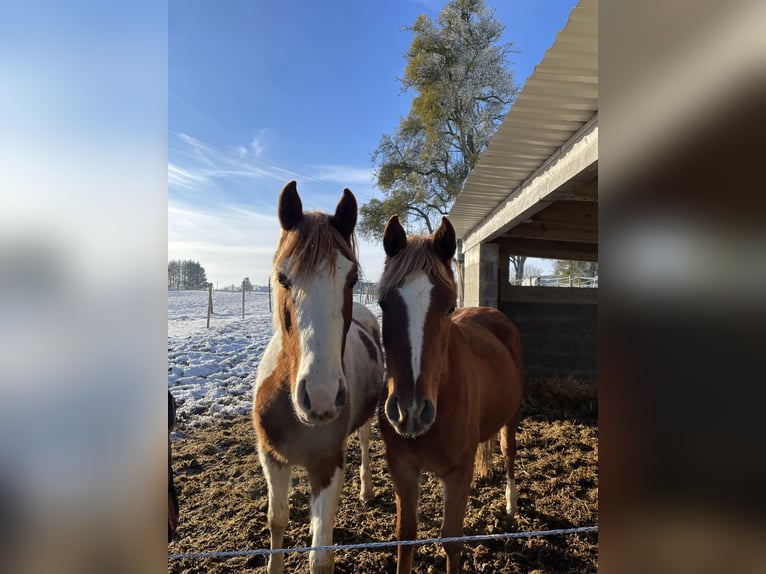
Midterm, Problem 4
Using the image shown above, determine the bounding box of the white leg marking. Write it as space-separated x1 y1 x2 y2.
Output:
358 420 374 502
506 477 518 516
259 452 292 574
309 466 343 574
397 272 432 393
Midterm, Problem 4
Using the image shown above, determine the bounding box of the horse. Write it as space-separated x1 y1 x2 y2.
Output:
252 181 385 574
377 215 524 574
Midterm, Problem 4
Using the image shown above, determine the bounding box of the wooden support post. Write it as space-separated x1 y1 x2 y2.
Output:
207 283 213 328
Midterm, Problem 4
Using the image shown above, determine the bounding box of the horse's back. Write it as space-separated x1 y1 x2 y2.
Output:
346 303 384 432
351 302 380 341
452 306 524 377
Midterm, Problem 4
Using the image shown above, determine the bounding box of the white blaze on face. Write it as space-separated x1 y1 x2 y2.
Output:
398 272 433 397
292 251 354 409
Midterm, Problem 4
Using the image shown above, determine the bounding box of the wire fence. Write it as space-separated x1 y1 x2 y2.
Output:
168 525 598 561
511 275 598 288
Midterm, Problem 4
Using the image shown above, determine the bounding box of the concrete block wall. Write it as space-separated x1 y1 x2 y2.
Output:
461 242 499 308
498 286 597 381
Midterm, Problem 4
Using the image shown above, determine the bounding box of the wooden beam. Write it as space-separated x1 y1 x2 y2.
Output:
530 200 597 227
495 237 598 261
548 174 598 202
503 220 598 243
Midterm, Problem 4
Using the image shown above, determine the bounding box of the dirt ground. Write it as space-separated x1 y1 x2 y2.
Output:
168 378 597 573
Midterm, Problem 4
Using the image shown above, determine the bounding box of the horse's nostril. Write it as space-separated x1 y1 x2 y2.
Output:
297 379 311 411
385 395 401 425
335 382 347 408
419 399 436 427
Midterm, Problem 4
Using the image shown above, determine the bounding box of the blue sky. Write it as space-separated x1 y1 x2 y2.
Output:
169 0 579 287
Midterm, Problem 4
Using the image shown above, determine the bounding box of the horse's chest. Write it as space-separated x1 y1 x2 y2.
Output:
379 412 472 474
254 382 347 465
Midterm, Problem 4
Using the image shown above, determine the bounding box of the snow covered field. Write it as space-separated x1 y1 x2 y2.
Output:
168 289 273 425
167 289 381 426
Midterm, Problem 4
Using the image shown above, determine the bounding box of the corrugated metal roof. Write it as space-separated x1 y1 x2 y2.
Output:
449 0 598 239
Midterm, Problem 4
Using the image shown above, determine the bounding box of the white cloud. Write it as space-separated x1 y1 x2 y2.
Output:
168 202 281 286
168 163 209 190
250 128 269 158
169 130 298 189
312 164 375 186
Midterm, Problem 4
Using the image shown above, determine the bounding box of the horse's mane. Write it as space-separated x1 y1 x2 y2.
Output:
273 210 358 285
378 236 455 299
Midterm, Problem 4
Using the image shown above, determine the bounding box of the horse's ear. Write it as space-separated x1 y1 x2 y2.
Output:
330 188 357 241
432 216 456 261
278 180 303 231
383 215 407 258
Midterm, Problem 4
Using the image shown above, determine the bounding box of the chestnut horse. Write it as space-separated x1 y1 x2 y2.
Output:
377 215 524 574
253 181 384 574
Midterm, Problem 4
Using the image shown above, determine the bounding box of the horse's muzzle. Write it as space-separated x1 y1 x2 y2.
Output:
385 394 436 437
295 377 346 424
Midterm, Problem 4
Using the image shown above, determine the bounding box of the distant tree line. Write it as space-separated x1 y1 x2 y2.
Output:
217 277 257 292
168 260 208 290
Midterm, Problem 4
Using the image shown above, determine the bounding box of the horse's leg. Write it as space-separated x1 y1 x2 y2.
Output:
441 462 473 574
259 452 292 574
388 456 420 574
500 413 520 516
357 419 374 502
307 459 344 574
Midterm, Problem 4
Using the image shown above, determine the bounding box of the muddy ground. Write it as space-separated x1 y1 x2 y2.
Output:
168 378 597 573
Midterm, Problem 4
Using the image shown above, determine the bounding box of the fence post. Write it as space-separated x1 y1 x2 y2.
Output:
207 283 213 328
242 281 245 319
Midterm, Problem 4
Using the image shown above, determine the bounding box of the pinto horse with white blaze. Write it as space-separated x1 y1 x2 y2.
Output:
377 215 524 574
253 181 384 574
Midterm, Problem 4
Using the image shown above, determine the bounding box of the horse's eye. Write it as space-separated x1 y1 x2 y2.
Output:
447 304 456 315
277 273 291 289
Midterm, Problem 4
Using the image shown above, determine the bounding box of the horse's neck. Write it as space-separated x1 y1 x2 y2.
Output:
443 322 472 381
